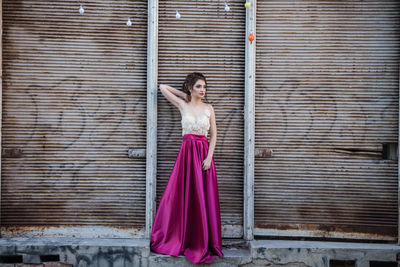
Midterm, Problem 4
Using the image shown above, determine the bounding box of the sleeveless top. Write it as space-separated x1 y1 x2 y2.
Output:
181 106 211 137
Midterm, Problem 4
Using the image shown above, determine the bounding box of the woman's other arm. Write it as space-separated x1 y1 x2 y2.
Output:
202 104 217 170
159 84 188 109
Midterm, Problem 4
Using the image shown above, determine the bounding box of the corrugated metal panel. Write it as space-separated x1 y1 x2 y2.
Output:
255 0 399 240
2 1 147 234
157 0 245 237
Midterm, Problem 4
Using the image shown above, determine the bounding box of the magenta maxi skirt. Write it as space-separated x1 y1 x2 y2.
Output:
150 133 224 264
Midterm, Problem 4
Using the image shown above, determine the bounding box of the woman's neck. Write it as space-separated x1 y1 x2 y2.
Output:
190 97 203 105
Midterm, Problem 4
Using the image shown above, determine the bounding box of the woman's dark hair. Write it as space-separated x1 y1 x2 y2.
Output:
182 72 207 98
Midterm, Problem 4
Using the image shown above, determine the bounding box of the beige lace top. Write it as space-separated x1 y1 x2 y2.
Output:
181 106 211 137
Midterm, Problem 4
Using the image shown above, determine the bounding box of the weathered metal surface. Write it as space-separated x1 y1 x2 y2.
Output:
244 0 256 241
157 0 246 238
2 1 148 236
254 223 395 241
254 0 400 240
255 148 273 158
145 0 158 239
128 148 146 158
0 225 145 238
1 148 22 158
398 57 400 245
0 0 2 239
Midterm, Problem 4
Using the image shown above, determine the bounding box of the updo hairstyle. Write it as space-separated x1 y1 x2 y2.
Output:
182 72 207 101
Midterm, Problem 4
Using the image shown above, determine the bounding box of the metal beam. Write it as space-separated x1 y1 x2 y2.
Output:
0 0 3 238
145 0 158 239
244 0 256 241
397 61 400 245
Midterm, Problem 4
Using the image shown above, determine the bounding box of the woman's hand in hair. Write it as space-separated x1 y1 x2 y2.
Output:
159 84 186 109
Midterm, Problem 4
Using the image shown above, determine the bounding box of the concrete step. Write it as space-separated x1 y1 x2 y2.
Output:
149 247 252 266
0 238 399 267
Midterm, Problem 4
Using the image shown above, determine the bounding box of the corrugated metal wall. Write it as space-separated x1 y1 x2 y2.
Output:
2 1 147 233
255 0 399 240
2 0 398 241
157 0 245 237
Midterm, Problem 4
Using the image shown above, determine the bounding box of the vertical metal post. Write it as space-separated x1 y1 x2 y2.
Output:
0 0 3 238
145 0 158 239
244 0 256 241
397 60 400 245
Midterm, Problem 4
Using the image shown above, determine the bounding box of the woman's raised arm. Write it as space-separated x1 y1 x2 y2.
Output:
159 84 188 109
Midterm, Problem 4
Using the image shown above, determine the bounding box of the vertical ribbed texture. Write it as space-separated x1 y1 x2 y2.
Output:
255 0 399 239
2 1 147 228
157 0 245 235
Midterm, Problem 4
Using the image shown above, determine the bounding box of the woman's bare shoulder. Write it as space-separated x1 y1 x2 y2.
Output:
204 103 214 118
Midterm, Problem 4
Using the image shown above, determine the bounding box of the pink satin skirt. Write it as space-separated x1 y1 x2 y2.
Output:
150 134 224 264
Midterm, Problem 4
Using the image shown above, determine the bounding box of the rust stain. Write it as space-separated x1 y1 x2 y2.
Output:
255 148 273 158
1 225 144 238
255 223 396 240
2 148 23 158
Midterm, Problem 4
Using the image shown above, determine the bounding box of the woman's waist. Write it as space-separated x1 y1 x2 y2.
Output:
182 133 208 141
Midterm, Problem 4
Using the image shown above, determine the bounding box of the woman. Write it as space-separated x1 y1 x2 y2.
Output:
150 72 224 264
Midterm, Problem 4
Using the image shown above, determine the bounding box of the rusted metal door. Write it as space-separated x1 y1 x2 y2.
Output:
254 0 399 240
2 1 148 237
157 0 246 238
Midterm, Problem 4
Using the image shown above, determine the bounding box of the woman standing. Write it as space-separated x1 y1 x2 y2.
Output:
150 72 224 264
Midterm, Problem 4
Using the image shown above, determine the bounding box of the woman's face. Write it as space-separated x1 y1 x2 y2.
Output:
190 79 207 98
